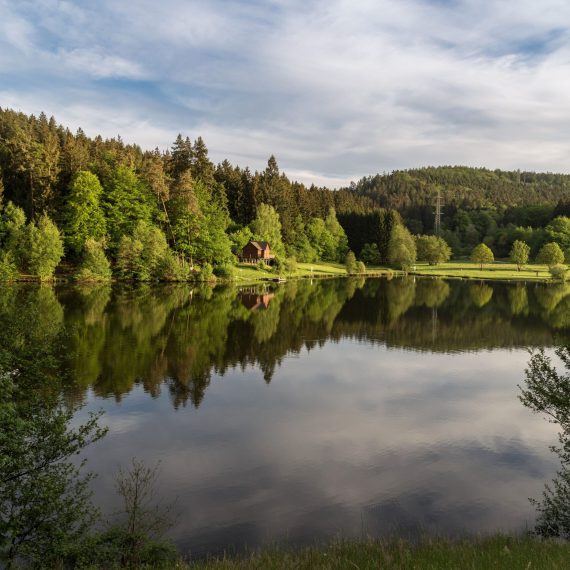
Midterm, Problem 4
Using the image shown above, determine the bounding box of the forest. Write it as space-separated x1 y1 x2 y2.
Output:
1 107 570 281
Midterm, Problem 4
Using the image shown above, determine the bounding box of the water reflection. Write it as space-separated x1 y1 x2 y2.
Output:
2 278 570 554
0 278 569 408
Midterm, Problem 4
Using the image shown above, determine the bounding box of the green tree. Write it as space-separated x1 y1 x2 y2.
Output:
415 235 452 265
250 203 285 258
0 373 107 567
356 260 366 274
116 221 168 281
470 243 494 270
360 243 381 265
537 242 565 267
510 240 530 271
23 214 64 280
546 216 570 256
388 225 416 270
77 239 112 281
64 171 107 257
103 166 154 250
345 251 357 274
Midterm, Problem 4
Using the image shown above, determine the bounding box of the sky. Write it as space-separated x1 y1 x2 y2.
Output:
2 0 570 187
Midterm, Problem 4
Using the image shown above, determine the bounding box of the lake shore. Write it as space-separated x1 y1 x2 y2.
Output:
174 536 569 569
2 260 563 285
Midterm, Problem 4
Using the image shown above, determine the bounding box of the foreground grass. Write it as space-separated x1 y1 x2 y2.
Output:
173 536 570 569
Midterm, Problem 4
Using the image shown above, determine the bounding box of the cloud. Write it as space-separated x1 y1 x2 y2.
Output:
2 0 570 186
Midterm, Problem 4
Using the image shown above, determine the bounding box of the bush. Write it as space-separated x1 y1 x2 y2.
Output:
199 262 216 282
156 251 190 282
356 260 366 274
76 239 112 281
214 263 236 280
284 257 298 274
360 243 381 264
549 264 568 281
345 251 357 274
256 259 267 271
0 251 18 281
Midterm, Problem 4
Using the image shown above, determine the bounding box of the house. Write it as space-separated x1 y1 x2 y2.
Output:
240 240 275 264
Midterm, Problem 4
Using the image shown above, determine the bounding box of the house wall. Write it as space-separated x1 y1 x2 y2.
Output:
242 243 261 259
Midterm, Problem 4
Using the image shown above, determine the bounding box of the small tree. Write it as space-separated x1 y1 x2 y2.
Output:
0 373 107 567
360 243 381 265
356 260 366 274
470 243 494 270
77 239 112 281
415 235 452 266
24 214 64 280
284 257 298 275
90 459 177 568
345 251 357 274
510 240 530 271
388 225 416 270
537 242 565 267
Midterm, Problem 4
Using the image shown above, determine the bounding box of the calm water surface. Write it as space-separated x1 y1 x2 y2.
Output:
6 277 570 555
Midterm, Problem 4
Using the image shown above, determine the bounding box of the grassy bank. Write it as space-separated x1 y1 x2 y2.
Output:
234 261 393 283
235 260 560 284
408 261 554 282
172 536 570 569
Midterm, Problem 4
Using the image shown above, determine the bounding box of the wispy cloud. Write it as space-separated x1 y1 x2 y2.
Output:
2 0 570 186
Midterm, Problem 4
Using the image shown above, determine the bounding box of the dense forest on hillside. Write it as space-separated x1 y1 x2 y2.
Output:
1 107 570 281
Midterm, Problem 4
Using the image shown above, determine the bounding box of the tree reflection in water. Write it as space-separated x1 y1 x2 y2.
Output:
0 277 569 409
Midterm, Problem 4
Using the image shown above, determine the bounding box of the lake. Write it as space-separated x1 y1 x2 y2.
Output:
3 277 570 556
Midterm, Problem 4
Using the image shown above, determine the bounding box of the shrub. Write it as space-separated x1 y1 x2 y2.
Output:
214 263 236 280
549 264 568 281
0 251 18 281
76 239 112 281
356 260 366 274
284 257 298 274
256 259 267 271
345 251 357 274
199 262 216 282
156 251 190 282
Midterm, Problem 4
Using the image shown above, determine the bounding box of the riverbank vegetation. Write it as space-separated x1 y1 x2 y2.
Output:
175 536 570 569
1 109 570 283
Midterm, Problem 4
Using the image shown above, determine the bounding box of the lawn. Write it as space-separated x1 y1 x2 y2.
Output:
233 260 558 284
409 260 553 281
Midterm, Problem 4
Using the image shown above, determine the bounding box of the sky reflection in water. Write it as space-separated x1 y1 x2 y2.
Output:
59 277 570 555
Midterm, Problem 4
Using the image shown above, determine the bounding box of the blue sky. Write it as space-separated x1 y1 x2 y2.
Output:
2 0 570 186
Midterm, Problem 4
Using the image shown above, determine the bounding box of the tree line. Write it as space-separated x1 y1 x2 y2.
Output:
3 108 570 282
0 109 379 281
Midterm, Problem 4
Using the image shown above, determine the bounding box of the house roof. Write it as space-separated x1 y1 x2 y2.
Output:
248 240 270 250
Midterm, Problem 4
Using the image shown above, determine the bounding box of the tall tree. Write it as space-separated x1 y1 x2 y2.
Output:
64 171 107 257
103 166 155 250
250 203 285 258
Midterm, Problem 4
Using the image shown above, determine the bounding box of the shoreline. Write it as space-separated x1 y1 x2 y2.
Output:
168 535 569 569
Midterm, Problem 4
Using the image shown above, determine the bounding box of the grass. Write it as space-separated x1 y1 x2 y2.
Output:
409 260 553 281
168 536 570 569
234 260 559 284
234 261 393 283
